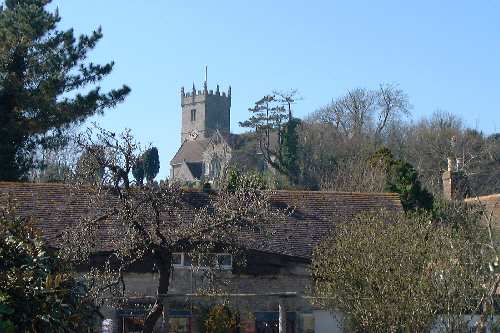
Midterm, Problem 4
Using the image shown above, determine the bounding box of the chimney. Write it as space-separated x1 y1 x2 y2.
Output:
442 157 468 200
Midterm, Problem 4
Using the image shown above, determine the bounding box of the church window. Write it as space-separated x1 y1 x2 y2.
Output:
210 158 221 178
190 109 196 122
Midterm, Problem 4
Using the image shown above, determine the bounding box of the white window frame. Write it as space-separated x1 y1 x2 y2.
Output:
171 252 232 270
216 253 233 270
172 252 183 267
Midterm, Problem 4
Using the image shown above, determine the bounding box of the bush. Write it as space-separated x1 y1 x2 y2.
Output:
312 210 492 332
0 209 99 332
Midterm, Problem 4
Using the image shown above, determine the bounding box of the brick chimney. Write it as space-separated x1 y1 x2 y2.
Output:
442 157 468 200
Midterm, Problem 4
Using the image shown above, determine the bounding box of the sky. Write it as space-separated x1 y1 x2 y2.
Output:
48 0 500 180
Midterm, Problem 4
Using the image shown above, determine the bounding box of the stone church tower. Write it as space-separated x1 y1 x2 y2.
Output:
180 80 231 143
171 76 235 182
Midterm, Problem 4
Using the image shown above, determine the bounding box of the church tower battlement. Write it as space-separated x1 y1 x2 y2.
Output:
180 76 231 142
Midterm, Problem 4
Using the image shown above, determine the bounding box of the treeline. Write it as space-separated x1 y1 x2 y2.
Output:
236 85 500 198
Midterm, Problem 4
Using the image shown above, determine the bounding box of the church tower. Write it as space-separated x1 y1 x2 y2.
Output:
180 72 231 142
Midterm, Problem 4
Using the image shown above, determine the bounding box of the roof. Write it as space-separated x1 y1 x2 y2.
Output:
260 190 402 258
0 182 402 259
170 139 209 165
171 131 243 166
465 193 500 225
186 162 203 179
468 169 500 197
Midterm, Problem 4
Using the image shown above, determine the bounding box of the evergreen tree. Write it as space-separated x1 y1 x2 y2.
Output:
280 117 300 182
143 147 159 182
369 147 434 211
0 0 130 181
240 90 301 184
132 158 144 185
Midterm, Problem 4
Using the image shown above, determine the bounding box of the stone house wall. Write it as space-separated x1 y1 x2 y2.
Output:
101 253 316 333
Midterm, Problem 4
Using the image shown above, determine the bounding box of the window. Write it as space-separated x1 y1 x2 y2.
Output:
172 253 232 270
119 309 191 333
172 253 183 267
183 253 193 267
217 254 232 268
190 109 196 122
210 158 221 178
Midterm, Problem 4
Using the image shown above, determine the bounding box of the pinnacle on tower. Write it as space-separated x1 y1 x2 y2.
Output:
204 65 208 94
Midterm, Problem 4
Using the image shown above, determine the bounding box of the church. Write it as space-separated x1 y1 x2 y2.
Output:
169 78 242 182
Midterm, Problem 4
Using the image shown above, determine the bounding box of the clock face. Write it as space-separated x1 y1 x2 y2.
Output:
188 130 199 140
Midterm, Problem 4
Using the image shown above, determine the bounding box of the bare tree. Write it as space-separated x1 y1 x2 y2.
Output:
375 84 411 137
319 154 387 193
402 112 500 196
310 84 410 140
61 126 281 333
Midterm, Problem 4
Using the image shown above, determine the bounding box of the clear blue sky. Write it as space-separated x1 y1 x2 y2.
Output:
49 0 500 180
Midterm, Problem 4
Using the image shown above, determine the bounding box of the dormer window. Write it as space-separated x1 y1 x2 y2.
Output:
190 109 196 122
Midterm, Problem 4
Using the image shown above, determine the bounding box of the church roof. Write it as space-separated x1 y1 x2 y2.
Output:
170 139 209 165
171 131 243 167
0 182 402 259
186 162 203 179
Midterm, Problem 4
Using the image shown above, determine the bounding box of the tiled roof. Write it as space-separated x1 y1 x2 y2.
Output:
0 182 402 259
171 132 243 166
259 190 402 258
465 193 500 225
186 162 203 179
170 139 209 165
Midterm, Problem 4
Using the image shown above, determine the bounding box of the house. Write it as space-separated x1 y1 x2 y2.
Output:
0 182 402 333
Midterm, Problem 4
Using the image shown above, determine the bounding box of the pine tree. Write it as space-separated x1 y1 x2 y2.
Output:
0 0 130 180
143 147 160 183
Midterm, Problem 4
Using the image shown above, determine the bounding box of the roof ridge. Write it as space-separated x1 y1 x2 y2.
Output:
0 182 401 198
0 181 71 187
269 189 400 197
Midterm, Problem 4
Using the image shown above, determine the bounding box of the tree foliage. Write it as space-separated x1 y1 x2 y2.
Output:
142 146 160 183
312 210 494 332
0 0 130 181
202 304 238 333
239 90 301 184
301 102 500 196
369 147 434 211
246 84 500 195
131 157 144 185
0 208 99 332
